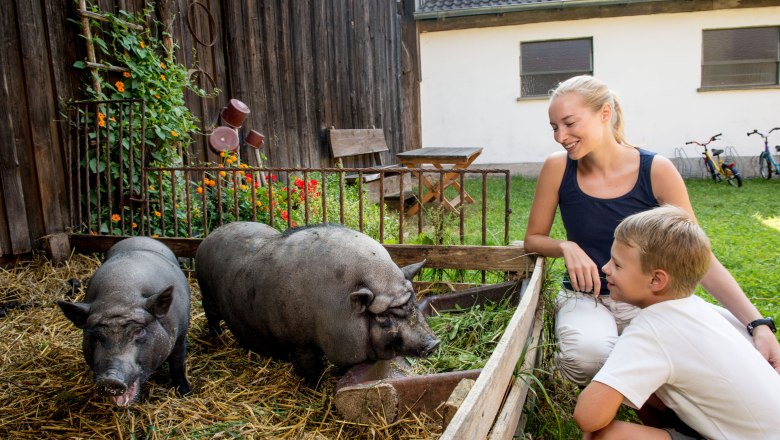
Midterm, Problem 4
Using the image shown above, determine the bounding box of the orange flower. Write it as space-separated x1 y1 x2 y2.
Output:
98 119 105 127
98 112 105 120
207 179 215 187
155 94 161 99
110 116 116 122
111 214 120 222
160 62 166 69
115 81 125 93
245 175 252 182
149 185 155 191
196 187 203 194
171 130 178 137
139 41 145 49
152 234 159 238
132 222 138 229
123 71 131 78
154 211 161 217
160 74 166 81
220 152 226 158
240 185 248 191
256 201 263 207
219 171 226 178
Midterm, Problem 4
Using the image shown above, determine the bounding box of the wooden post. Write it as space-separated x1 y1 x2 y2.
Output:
78 0 103 98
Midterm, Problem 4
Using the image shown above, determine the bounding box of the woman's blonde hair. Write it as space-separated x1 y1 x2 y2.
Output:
614 205 711 298
550 75 632 146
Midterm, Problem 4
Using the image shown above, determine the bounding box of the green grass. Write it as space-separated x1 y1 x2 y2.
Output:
496 176 780 439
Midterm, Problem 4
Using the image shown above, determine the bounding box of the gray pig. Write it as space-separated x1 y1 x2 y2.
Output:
195 222 439 382
57 237 191 406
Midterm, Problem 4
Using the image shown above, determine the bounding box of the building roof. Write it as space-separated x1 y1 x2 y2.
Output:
415 0 668 19
417 0 561 14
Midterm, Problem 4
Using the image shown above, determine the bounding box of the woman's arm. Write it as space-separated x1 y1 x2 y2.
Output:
524 152 603 294
651 155 780 372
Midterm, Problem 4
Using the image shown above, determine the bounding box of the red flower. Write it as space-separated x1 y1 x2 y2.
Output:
294 177 305 189
281 210 289 220
270 174 277 181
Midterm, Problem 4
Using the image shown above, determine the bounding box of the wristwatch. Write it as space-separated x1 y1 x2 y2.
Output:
747 317 776 336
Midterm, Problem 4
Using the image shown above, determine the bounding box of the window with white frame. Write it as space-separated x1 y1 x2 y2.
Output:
519 38 593 98
701 26 780 89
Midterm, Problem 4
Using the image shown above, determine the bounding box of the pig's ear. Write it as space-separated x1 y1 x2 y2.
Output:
401 260 426 281
145 286 174 318
57 300 91 329
349 287 374 314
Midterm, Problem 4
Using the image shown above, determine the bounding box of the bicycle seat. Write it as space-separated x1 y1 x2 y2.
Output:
712 148 724 156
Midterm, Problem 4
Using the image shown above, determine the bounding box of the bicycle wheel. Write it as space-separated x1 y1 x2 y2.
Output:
724 166 743 187
759 153 772 179
704 159 720 182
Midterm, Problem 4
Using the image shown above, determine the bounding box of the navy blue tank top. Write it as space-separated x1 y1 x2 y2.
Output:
559 148 659 294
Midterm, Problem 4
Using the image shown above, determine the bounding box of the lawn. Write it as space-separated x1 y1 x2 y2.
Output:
490 176 780 439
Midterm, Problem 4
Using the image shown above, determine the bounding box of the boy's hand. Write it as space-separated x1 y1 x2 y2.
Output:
753 326 780 374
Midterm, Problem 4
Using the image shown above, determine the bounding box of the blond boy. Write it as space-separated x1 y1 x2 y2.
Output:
574 205 780 439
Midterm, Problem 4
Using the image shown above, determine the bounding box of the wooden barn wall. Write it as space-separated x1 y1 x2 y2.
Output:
0 0 421 258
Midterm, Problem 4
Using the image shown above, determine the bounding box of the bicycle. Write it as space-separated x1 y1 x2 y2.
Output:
685 133 743 187
747 127 780 179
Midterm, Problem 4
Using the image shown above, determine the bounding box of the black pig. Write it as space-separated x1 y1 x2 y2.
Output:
58 237 191 406
195 222 439 382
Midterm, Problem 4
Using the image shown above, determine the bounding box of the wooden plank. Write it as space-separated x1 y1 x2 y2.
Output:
384 243 534 273
16 0 69 241
70 235 535 275
488 302 545 440
0 43 32 255
328 128 389 158
440 257 544 440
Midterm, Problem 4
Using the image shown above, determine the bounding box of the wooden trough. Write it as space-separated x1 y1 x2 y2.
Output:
69 234 545 439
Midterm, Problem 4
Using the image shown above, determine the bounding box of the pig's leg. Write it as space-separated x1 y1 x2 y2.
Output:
292 346 326 387
200 285 223 335
168 334 192 395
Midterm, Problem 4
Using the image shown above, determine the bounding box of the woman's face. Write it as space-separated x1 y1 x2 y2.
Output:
548 92 610 160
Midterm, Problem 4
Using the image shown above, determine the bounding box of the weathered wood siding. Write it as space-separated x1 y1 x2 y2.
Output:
0 0 421 258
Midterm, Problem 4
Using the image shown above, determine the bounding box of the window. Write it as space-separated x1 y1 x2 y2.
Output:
519 38 593 98
701 27 780 89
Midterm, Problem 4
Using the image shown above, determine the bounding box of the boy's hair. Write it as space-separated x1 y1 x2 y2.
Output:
614 205 711 298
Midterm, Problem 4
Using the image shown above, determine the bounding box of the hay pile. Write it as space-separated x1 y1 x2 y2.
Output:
0 252 441 439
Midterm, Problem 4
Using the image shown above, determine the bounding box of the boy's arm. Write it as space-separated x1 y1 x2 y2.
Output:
574 381 625 432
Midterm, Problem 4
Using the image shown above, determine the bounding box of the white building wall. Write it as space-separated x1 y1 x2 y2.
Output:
418 7 780 173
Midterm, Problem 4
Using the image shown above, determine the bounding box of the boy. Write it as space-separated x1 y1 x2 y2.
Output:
574 205 780 439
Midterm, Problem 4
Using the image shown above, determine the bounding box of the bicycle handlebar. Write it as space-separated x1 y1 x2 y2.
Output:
686 133 721 147
747 128 780 138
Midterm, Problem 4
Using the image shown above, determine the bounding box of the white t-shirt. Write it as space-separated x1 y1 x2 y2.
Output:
593 295 780 439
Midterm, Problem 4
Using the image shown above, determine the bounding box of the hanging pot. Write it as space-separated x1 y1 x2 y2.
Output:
220 98 250 128
245 130 265 149
209 126 239 152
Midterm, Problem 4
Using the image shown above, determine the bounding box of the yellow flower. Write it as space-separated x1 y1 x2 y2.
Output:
160 62 166 69
220 152 226 158
139 41 145 49
155 94 161 99
152 234 159 238
219 171 227 177
123 71 131 78
196 187 203 194
240 185 248 191
154 211 161 217
171 130 178 137
256 201 263 207
149 185 155 191
111 214 120 222
160 74 166 81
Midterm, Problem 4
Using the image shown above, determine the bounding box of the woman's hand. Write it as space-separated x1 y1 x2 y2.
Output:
561 241 602 295
753 326 780 374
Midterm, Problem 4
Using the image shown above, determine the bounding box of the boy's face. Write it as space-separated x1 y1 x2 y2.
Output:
601 240 655 308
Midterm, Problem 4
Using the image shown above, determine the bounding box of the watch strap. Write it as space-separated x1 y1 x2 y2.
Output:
747 317 776 336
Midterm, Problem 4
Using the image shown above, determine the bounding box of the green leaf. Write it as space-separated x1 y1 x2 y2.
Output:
73 60 86 69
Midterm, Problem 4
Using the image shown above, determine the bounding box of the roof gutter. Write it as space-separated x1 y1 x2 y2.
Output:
414 0 671 20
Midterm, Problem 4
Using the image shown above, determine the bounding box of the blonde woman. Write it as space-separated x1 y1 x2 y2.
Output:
523 75 779 387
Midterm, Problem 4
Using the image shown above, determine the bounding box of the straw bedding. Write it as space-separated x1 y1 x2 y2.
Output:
0 252 441 439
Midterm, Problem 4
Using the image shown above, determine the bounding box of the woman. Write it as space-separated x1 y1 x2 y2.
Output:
524 75 779 386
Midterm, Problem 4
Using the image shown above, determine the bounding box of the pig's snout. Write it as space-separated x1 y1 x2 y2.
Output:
420 336 440 357
96 376 128 396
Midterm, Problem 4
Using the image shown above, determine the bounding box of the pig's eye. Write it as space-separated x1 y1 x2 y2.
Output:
374 315 394 328
133 328 147 340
